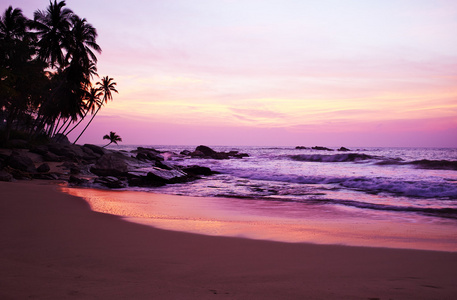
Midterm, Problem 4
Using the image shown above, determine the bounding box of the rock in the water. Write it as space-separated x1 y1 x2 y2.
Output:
37 163 50 173
189 145 249 159
6 151 37 173
0 170 13 181
312 146 334 151
90 153 129 176
295 146 309 149
337 147 351 151
195 145 218 157
182 165 214 176
127 167 190 187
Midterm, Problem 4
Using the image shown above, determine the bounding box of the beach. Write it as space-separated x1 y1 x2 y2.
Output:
1 181 457 299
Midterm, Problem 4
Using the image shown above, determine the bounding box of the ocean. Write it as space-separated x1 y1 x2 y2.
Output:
63 145 457 251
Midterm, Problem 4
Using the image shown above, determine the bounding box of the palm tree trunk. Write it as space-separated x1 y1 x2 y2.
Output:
64 110 88 137
72 105 101 145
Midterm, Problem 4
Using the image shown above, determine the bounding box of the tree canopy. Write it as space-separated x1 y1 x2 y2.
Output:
0 1 117 145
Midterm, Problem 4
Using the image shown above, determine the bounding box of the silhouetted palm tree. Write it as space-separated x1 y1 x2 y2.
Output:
73 76 118 144
66 15 101 72
0 6 46 141
33 0 73 69
64 85 102 136
103 131 122 147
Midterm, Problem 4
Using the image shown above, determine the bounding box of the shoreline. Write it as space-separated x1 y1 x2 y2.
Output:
1 181 457 299
62 185 457 252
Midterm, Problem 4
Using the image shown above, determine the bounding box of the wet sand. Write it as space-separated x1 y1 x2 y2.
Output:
1 181 457 299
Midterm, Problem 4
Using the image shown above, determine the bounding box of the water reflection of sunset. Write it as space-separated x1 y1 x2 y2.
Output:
62 187 457 252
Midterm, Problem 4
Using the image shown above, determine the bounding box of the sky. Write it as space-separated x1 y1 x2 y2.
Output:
7 0 457 147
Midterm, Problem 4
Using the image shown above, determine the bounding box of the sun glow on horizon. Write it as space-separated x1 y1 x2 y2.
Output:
14 0 457 146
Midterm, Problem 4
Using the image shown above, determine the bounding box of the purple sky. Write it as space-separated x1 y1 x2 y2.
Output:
9 0 457 146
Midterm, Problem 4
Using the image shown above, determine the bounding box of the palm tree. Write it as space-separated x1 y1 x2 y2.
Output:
63 85 102 136
0 6 45 141
33 0 73 69
66 15 101 72
73 76 118 144
103 131 122 147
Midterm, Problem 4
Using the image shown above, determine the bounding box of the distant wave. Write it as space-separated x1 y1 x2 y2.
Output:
409 159 457 170
225 171 457 199
289 153 374 163
289 153 457 171
376 159 457 170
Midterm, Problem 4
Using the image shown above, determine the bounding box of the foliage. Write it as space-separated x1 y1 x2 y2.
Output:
102 131 122 147
0 1 117 143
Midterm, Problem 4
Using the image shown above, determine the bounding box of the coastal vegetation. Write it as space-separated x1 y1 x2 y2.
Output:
102 131 122 147
0 0 116 145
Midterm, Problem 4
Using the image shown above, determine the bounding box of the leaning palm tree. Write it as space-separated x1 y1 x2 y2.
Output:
73 76 118 144
63 85 102 136
103 131 122 147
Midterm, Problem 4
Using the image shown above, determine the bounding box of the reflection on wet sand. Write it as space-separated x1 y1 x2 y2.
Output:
62 187 457 252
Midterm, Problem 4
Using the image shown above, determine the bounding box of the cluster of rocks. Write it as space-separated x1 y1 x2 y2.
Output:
295 146 351 151
180 145 249 159
0 142 246 189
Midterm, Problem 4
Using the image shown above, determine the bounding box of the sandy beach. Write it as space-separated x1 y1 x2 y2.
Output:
1 181 457 299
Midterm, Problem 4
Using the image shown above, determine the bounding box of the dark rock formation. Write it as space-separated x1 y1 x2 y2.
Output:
187 145 249 159
337 147 351 151
295 146 309 149
312 146 334 151
51 134 70 145
83 144 106 156
90 153 129 176
69 175 89 185
94 176 126 189
181 165 214 176
37 163 50 173
0 170 13 181
6 151 37 173
6 139 29 149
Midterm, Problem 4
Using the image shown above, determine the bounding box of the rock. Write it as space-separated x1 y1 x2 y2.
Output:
295 146 309 149
51 134 70 145
6 151 37 173
37 163 50 173
189 145 249 159
5 139 29 149
133 147 164 162
81 146 101 159
337 147 351 152
68 175 88 185
127 167 189 187
0 170 13 181
33 173 59 180
90 153 129 176
83 144 106 156
195 145 218 157
180 150 192 156
182 165 214 176
312 146 334 151
30 145 49 156
43 151 62 162
94 176 126 189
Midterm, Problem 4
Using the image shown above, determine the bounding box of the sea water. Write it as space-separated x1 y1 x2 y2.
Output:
64 145 457 251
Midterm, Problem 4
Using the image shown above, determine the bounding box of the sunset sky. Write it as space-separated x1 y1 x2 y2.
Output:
12 0 457 147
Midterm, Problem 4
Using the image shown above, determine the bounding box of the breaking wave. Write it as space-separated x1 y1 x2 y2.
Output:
289 153 375 162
